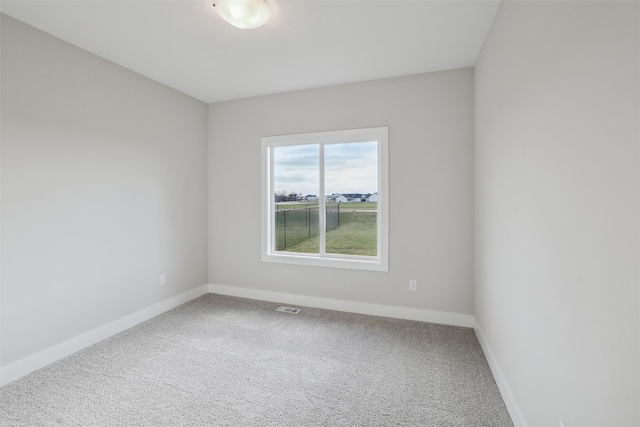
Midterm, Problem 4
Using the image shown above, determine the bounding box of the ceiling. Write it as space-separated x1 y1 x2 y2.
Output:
0 0 501 104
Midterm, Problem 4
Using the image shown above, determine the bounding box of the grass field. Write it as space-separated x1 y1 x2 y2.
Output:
275 202 318 210
336 202 377 211
276 208 377 256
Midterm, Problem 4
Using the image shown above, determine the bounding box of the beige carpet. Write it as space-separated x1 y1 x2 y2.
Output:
0 294 513 426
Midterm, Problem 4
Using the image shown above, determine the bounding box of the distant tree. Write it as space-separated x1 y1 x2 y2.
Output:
274 191 289 202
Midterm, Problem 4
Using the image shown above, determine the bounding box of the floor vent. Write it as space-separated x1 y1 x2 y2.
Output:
276 306 301 314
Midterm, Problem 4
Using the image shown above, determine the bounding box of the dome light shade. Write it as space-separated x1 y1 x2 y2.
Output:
213 0 271 30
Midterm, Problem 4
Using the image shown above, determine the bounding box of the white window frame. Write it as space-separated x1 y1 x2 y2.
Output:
261 127 389 272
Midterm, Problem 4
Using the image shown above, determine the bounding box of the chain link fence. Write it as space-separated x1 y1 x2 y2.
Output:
275 203 340 250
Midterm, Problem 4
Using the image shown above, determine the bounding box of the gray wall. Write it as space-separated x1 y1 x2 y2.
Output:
475 2 639 426
208 69 475 315
1 15 209 365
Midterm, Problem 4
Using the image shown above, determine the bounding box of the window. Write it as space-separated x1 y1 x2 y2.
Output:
261 127 388 271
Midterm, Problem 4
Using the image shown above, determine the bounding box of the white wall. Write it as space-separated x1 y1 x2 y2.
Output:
208 69 475 316
474 2 639 426
1 15 208 366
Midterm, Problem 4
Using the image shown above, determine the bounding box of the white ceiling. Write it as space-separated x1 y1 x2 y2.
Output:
0 0 501 104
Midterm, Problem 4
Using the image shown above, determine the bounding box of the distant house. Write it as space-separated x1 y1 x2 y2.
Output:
335 193 370 202
305 195 319 201
368 193 378 202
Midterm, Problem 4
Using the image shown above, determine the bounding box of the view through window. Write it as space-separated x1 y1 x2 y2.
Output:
262 127 388 271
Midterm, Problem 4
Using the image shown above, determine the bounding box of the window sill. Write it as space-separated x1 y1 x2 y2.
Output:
262 252 388 272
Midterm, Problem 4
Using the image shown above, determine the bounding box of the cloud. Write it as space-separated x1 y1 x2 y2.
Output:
273 145 319 195
273 141 377 196
325 141 377 194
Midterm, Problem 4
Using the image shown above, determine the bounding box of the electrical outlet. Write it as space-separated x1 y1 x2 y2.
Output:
409 280 417 291
160 274 167 286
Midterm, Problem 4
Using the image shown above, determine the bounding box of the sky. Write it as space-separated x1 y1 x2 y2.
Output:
273 141 378 196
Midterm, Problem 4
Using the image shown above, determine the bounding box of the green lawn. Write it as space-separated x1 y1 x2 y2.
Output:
336 202 377 211
280 210 377 256
275 202 318 210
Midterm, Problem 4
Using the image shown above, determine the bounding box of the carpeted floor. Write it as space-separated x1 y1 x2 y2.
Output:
0 294 513 426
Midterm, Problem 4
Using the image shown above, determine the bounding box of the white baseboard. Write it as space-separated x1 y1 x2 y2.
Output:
474 321 527 427
0 284 209 386
2 281 520 427
208 283 475 328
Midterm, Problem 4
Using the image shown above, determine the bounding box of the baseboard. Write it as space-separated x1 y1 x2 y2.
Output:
2 282 521 427
0 284 209 386
208 283 475 328
474 321 527 427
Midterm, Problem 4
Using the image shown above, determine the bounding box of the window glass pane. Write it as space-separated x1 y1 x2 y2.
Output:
324 141 378 256
273 144 319 253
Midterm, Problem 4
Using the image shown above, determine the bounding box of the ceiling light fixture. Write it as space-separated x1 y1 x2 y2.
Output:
212 0 271 30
